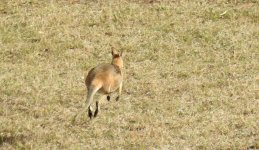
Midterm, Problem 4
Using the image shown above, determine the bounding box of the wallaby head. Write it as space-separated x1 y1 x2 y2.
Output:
111 48 123 69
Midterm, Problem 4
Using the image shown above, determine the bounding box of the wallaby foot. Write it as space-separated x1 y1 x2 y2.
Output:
107 95 110 101
94 101 99 117
88 107 93 119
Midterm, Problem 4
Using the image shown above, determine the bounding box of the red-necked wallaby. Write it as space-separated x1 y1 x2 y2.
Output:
74 48 123 121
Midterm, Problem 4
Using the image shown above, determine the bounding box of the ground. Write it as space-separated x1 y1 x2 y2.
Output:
0 0 258 149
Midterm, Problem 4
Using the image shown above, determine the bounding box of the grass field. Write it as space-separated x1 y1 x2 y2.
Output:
0 0 258 149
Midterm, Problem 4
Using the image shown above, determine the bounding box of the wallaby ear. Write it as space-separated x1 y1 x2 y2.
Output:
111 47 115 56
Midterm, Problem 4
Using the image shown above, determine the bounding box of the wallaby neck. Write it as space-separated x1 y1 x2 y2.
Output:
112 63 123 70
111 63 123 75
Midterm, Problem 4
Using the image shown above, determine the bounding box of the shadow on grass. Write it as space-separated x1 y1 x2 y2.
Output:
0 134 25 146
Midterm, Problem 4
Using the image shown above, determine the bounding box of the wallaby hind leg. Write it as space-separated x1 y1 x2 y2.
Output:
94 101 99 117
71 87 97 123
88 106 94 119
85 86 100 119
71 86 100 123
94 95 106 118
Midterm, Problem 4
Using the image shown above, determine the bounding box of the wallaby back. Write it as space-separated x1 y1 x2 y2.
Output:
85 63 123 94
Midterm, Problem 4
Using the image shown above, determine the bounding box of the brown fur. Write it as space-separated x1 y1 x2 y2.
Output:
83 49 123 119
85 64 122 94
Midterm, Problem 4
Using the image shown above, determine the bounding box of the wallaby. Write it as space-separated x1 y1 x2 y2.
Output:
73 48 123 121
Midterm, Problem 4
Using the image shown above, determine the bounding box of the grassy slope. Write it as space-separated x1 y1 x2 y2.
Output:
0 0 258 149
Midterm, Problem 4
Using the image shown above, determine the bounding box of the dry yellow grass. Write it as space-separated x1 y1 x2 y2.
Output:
0 0 258 149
